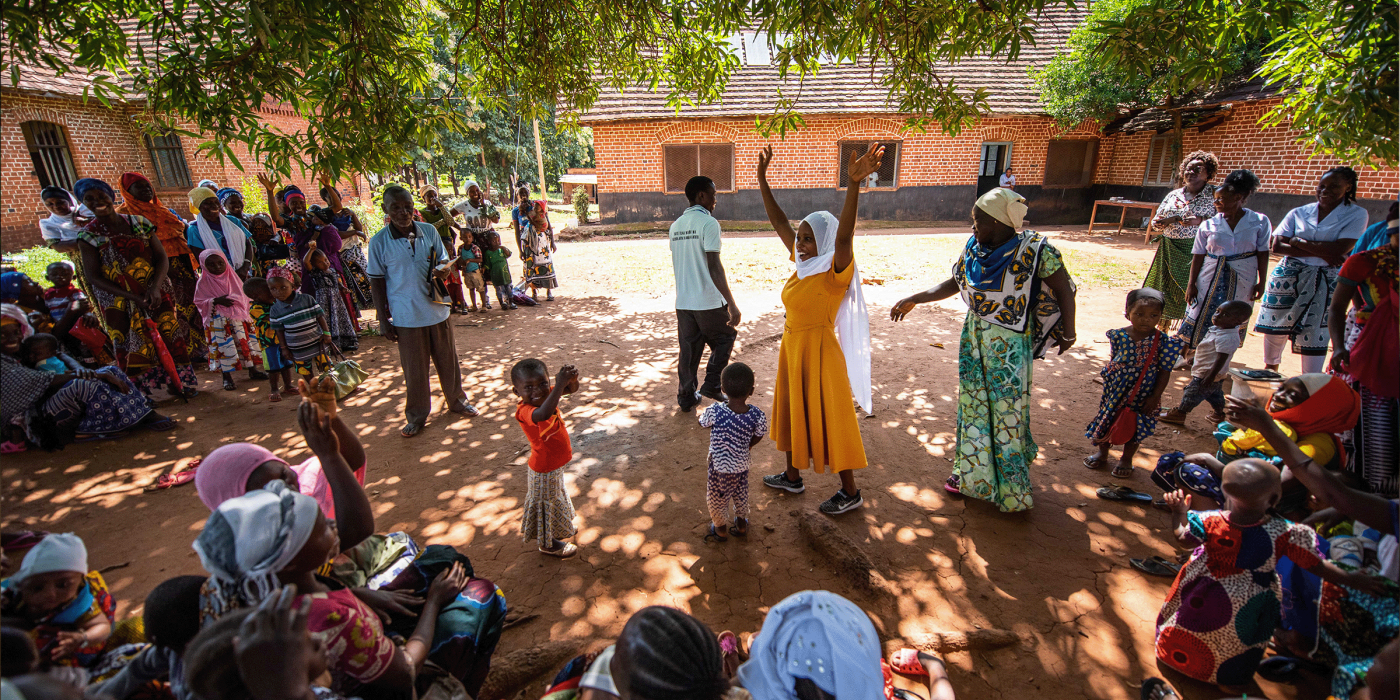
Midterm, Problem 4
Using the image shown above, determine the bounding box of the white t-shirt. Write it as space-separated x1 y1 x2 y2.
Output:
1192 210 1272 257
669 205 724 311
1272 201 1369 267
1192 325 1243 381
999 173 1016 187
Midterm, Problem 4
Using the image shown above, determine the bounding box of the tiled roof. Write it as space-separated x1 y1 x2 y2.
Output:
1102 76 1279 134
2 21 153 100
577 8 1089 122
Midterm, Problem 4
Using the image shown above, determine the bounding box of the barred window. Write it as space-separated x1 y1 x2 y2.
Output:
1142 135 1174 187
145 133 193 189
21 121 77 191
838 141 899 187
663 144 734 193
1044 139 1099 187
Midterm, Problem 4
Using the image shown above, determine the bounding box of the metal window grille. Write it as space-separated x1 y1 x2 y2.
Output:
145 133 193 189
1044 139 1099 187
1142 135 1174 186
663 144 734 193
838 141 899 187
20 121 77 191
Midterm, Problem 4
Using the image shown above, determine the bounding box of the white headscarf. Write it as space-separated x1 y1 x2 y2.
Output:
1295 373 1333 397
975 187 1028 229
193 481 319 619
736 591 885 700
9 533 88 584
190 190 249 271
795 211 872 414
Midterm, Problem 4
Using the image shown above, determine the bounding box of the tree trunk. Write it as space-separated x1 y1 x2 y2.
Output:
449 171 460 196
430 158 440 195
1168 95 1183 183
479 144 492 201
532 117 547 202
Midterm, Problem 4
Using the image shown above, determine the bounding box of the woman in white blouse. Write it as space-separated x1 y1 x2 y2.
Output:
1255 166 1368 373
1178 169 1272 348
999 167 1016 189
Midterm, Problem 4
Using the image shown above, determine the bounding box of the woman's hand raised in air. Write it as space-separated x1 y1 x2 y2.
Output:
757 145 774 184
848 144 885 186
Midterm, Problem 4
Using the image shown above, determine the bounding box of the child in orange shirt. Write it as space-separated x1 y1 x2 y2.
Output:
511 358 581 558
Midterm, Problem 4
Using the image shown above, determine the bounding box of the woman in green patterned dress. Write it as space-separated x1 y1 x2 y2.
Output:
1143 151 1220 329
891 188 1077 512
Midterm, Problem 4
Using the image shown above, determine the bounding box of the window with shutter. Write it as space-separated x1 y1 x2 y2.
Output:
1044 139 1099 187
1143 136 1175 186
145 134 193 189
663 144 734 193
838 141 900 187
20 121 78 191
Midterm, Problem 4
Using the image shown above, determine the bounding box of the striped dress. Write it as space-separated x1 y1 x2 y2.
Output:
269 292 327 377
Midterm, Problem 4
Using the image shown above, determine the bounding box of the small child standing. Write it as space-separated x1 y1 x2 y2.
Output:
511 358 581 558
456 230 487 312
193 250 267 391
482 230 516 310
303 244 358 352
698 363 768 542
1085 289 1187 478
267 267 331 380
1156 459 1386 691
1161 300 1253 426
244 276 295 401
41 261 84 322
0 533 115 671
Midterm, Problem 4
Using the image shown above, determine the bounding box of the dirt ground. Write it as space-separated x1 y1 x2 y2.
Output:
2 226 1332 700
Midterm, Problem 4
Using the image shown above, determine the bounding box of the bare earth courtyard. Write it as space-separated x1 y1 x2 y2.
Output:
2 228 1328 700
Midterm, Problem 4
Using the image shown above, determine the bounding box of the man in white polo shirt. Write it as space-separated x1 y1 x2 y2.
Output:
669 176 741 412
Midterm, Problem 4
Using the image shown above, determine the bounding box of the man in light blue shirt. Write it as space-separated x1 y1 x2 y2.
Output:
368 185 478 437
669 176 740 412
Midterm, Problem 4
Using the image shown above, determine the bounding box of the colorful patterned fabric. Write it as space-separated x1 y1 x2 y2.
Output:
952 232 1072 359
1143 237 1196 322
269 291 326 362
77 214 201 377
1086 329 1186 444
0 571 116 668
249 300 291 371
1179 251 1259 348
204 311 263 373
1338 246 1398 324
309 270 358 351
699 403 768 474
1152 185 1219 240
41 365 154 435
1155 511 1322 686
521 467 576 547
300 588 398 689
518 219 558 289
1255 257 1341 357
1313 570 1399 699
951 244 1065 512
706 469 749 524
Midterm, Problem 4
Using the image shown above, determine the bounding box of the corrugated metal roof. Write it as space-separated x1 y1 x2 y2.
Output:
576 8 1089 122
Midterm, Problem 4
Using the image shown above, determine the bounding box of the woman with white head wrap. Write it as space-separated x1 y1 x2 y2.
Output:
736 590 885 700
753 144 878 516
891 187 1078 512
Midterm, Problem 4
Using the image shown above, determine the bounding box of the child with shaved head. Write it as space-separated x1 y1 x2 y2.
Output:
1155 458 1387 690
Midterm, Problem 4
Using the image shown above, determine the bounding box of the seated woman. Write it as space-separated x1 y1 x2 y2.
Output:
1 304 171 452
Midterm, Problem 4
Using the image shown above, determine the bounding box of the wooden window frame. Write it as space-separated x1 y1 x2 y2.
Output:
837 140 901 189
1043 138 1100 188
1142 135 1175 187
662 143 736 194
144 133 194 189
20 121 78 191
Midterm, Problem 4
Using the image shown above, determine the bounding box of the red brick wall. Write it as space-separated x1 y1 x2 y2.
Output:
1098 98 1397 199
591 115 1102 194
2 92 364 252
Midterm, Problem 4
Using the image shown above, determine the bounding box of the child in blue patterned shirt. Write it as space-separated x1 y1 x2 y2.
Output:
698 362 768 542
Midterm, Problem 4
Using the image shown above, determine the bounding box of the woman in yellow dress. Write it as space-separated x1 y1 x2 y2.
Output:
755 144 880 515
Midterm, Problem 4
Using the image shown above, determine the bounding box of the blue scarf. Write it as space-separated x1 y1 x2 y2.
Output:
963 235 1021 290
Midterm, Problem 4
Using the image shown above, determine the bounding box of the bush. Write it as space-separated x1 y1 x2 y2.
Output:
572 187 591 224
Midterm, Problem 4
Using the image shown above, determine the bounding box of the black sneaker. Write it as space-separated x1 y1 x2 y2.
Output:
679 391 702 413
762 473 805 493
819 489 863 515
699 387 728 402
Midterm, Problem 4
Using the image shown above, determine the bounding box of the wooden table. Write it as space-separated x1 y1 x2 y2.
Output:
1088 199 1160 239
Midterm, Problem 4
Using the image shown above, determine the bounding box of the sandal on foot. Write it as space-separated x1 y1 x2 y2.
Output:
1084 454 1108 470
1111 462 1136 479
718 630 743 677
703 524 729 543
1096 485 1153 503
1130 556 1180 578
401 423 425 438
0 440 27 454
222 377 237 391
449 403 481 417
943 475 962 495
539 542 578 558
887 648 933 677
731 518 749 537
269 392 282 403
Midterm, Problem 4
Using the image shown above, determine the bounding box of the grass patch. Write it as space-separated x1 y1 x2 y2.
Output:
1057 247 1150 288
2 246 68 288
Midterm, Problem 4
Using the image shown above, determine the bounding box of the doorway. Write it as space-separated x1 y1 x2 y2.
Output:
977 142 1013 197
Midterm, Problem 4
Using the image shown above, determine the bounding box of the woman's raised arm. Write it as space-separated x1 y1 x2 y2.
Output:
757 146 796 254
834 145 884 274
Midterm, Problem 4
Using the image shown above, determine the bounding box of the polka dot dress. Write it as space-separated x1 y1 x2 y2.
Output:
1155 511 1323 686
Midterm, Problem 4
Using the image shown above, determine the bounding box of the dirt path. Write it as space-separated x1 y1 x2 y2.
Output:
2 231 1324 700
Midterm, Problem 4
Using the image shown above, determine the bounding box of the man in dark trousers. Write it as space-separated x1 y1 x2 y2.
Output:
668 175 740 412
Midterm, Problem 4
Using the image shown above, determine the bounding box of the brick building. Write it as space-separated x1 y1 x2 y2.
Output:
579 10 1396 226
2 59 363 252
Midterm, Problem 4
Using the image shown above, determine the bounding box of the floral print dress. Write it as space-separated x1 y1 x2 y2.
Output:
1085 328 1186 444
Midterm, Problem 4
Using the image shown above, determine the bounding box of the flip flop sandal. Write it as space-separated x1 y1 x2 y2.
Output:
731 518 749 537
1139 677 1177 700
450 403 481 417
1097 485 1153 503
703 524 729 543
539 542 578 558
143 416 177 431
1111 463 1136 479
151 468 198 490
887 648 931 677
269 392 283 403
1 531 48 552
401 423 425 438
1084 455 1107 470
0 440 27 454
943 476 962 495
1130 557 1180 577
